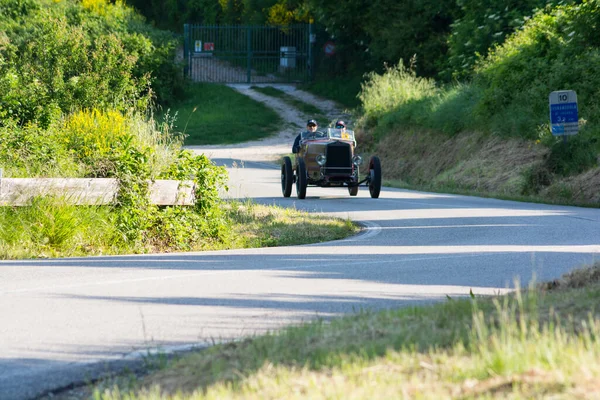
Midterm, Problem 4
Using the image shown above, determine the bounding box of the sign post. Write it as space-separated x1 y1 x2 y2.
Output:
549 90 578 142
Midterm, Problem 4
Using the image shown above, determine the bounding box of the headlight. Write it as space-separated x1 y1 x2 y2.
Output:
316 154 327 166
352 155 362 166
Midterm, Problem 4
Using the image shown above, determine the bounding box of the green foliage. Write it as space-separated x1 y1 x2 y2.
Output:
0 0 185 128
473 0 600 139
362 0 459 78
300 75 363 109
0 109 230 255
444 0 576 80
358 62 437 128
0 0 39 19
165 84 282 145
161 150 230 241
357 61 485 139
0 198 116 258
545 136 597 176
0 120 81 177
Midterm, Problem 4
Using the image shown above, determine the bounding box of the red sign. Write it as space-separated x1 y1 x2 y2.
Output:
204 42 214 51
323 41 336 56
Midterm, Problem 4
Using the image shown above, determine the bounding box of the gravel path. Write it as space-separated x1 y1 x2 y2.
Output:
186 84 348 163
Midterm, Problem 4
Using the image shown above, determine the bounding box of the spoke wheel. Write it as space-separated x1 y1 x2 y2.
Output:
296 158 308 199
368 156 382 199
281 156 293 197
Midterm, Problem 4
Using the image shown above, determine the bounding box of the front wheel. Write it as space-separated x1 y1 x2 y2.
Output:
281 156 293 197
368 156 382 198
348 185 359 196
296 158 308 199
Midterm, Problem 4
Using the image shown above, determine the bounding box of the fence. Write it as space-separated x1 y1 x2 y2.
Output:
184 24 314 84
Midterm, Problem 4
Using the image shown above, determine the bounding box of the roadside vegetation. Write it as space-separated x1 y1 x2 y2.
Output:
125 0 599 205
353 1 600 205
165 84 283 145
78 262 600 399
0 0 356 260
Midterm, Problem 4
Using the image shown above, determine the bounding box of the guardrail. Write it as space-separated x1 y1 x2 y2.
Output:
0 172 195 206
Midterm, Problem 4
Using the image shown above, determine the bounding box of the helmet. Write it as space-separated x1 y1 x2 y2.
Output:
307 119 318 126
335 120 346 128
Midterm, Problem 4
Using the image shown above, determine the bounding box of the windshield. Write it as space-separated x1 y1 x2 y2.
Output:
327 128 355 141
301 130 327 140
301 128 355 142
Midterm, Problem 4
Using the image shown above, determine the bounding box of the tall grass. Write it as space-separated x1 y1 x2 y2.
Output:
0 198 118 258
358 64 480 138
93 271 600 399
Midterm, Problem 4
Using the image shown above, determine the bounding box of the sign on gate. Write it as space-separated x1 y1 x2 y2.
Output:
549 90 579 136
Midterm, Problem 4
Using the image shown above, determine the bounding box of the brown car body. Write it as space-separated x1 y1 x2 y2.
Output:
281 128 381 199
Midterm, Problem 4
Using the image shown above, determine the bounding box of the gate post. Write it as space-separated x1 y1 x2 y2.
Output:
308 23 314 81
246 26 252 84
183 24 190 77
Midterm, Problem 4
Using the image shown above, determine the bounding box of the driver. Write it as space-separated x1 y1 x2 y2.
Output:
335 120 346 130
292 119 318 154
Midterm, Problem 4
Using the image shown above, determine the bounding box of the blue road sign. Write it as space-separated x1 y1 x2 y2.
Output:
549 90 578 135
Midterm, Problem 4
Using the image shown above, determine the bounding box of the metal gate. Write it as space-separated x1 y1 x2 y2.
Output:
183 24 313 84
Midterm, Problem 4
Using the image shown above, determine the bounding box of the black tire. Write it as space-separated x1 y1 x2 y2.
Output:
296 158 308 199
281 156 293 197
368 156 382 198
348 185 359 196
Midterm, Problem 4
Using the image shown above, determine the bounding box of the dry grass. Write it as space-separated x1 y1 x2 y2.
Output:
357 128 550 197
540 261 600 291
356 125 600 207
541 167 600 205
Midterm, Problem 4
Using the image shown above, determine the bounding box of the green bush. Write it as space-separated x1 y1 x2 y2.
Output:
0 109 230 254
359 1 600 150
0 0 185 128
473 0 600 139
444 0 577 80
545 135 598 176
359 62 437 124
357 62 481 137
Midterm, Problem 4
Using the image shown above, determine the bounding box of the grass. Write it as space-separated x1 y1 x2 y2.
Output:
81 263 600 399
355 127 600 207
250 86 328 123
160 84 283 145
208 200 359 250
0 200 359 259
299 75 363 109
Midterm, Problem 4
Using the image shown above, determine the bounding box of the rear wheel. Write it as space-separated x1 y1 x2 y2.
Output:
368 156 382 198
296 158 308 199
348 185 359 196
281 156 293 197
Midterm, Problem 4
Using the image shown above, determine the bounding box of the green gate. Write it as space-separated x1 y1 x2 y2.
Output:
184 24 313 84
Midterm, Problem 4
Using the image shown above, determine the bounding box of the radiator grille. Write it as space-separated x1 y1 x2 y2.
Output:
325 142 351 169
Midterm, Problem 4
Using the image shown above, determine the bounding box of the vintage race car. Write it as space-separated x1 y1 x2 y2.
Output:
281 128 381 199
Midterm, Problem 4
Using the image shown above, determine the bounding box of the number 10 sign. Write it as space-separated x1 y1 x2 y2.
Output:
549 90 578 136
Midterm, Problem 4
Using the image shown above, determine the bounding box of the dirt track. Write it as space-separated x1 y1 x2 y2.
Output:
186 84 349 163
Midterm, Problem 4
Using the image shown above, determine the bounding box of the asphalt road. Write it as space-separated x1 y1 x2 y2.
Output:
1 158 599 399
